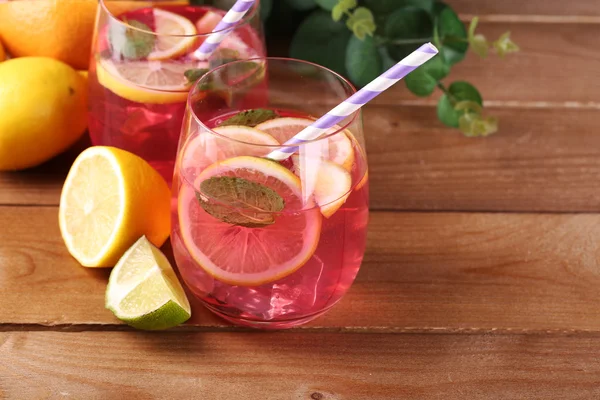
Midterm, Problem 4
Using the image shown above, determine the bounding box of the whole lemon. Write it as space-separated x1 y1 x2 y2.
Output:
0 39 5 61
0 57 88 171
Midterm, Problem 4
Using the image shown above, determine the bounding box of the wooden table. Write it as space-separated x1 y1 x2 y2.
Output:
2 1 600 398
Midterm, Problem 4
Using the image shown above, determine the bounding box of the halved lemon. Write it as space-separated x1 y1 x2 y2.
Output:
147 9 197 61
59 146 171 267
96 58 200 104
178 156 322 286
255 117 355 171
180 125 280 178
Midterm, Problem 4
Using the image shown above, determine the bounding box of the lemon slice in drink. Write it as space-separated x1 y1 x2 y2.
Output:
147 9 197 61
180 125 280 177
96 58 199 104
59 146 171 267
255 117 355 171
314 161 353 218
178 156 322 286
106 236 191 330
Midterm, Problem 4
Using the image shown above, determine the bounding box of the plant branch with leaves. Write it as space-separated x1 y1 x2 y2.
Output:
286 0 519 137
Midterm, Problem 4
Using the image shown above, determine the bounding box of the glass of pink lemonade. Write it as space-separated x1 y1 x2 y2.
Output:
88 0 265 182
171 58 369 329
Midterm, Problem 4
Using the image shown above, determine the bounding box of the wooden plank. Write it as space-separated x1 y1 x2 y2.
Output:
364 106 600 212
0 135 89 206
375 22 600 105
449 0 600 17
2 107 600 212
2 207 600 333
1 331 599 399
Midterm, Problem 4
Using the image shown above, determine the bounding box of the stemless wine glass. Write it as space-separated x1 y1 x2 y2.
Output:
171 58 370 329
88 0 265 182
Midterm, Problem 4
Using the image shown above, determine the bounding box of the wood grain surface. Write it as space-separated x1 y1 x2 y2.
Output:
3 207 600 333
448 0 600 17
3 106 600 212
1 331 599 399
1 1 599 398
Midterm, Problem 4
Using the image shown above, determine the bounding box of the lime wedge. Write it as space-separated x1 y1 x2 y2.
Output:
106 236 191 330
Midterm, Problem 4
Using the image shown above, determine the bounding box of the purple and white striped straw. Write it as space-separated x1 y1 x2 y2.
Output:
193 0 256 60
267 42 439 161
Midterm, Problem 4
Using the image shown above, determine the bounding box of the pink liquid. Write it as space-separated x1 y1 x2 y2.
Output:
88 5 266 182
171 109 369 329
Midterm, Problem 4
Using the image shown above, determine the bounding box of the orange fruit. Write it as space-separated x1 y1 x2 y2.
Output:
0 0 189 70
0 38 5 61
0 0 97 70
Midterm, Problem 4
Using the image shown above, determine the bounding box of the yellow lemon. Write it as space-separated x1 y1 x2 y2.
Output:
0 57 88 171
59 146 171 267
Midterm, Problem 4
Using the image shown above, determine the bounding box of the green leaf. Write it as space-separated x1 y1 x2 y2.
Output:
346 7 376 39
260 0 273 21
219 109 280 127
315 0 338 11
109 19 156 60
384 6 433 61
454 100 483 114
184 68 209 84
404 55 449 97
378 46 397 70
467 17 488 58
405 68 437 97
436 81 483 127
470 34 489 58
459 113 498 137
365 0 435 15
493 31 520 58
345 35 382 87
290 10 352 76
435 3 468 65
197 177 284 228
332 4 344 21
285 0 317 11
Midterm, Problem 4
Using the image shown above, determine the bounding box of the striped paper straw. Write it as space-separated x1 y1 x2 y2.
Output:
193 0 256 60
267 42 439 161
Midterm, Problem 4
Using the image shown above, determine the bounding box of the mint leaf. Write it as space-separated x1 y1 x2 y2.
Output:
197 176 285 228
184 68 209 84
109 19 155 60
218 109 280 127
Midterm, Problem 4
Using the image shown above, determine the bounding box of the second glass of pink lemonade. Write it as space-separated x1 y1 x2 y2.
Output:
171 58 369 329
88 0 265 182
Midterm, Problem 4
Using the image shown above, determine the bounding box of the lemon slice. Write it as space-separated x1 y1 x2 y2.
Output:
96 58 199 104
314 161 352 218
178 156 322 286
147 9 197 61
59 146 171 267
106 236 191 330
255 117 356 171
180 125 280 177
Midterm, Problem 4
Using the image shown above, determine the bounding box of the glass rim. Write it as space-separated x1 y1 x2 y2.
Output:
99 0 261 38
187 57 360 149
